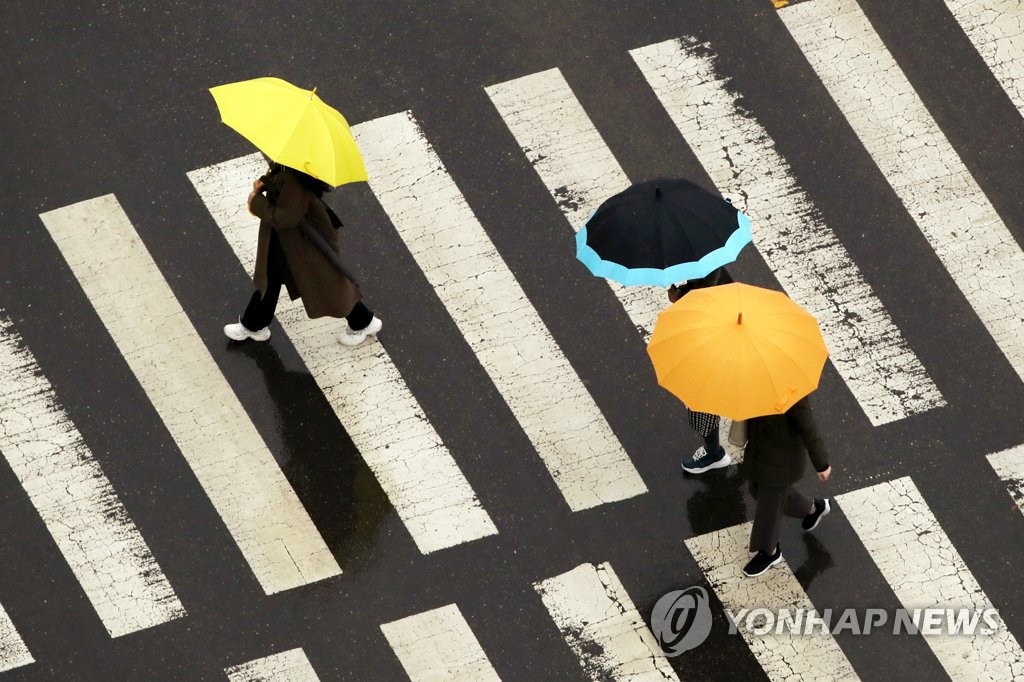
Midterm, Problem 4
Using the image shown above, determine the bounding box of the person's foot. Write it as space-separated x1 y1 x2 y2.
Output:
339 316 383 346
802 498 831 532
224 319 270 342
681 446 731 474
743 545 782 577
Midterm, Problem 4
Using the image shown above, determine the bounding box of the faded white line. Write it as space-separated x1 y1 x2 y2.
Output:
0 601 32 673
780 0 1024 385
685 523 858 681
188 155 497 554
380 603 501 681
486 68 667 342
987 443 1024 518
0 314 185 637
945 0 1024 115
837 477 1024 678
535 562 679 681
354 112 647 511
630 37 945 426
39 195 340 594
225 647 320 681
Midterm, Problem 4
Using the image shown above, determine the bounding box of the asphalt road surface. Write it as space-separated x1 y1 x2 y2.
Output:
2 0 1024 680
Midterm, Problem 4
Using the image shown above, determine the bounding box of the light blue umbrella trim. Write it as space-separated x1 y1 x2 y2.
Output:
576 211 753 287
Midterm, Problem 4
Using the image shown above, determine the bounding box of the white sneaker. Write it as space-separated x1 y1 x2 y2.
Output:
339 316 382 346
224 319 271 342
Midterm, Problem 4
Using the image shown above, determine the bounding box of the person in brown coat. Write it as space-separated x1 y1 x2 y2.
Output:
223 162 382 346
740 396 833 577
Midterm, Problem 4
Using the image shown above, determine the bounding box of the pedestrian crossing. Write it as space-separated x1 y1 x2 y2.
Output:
4 0 1024 677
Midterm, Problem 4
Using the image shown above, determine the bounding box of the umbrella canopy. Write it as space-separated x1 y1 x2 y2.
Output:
647 282 828 420
576 178 752 287
209 77 368 187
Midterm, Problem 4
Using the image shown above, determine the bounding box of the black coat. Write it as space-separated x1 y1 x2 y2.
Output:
741 397 829 487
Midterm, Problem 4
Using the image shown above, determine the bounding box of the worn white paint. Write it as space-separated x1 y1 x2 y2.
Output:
837 477 1024 679
354 112 648 511
188 155 497 554
535 562 679 681
630 37 945 426
380 604 501 681
685 523 858 681
780 0 1024 385
945 0 1024 116
0 315 185 637
486 68 667 342
39 195 340 594
0 601 32 673
987 444 1024 518
225 647 320 681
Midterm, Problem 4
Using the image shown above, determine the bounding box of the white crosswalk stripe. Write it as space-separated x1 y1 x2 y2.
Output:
836 476 1024 679
0 601 32 673
779 0 1024 386
685 523 858 681
630 36 946 426
354 111 648 512
224 648 320 681
486 68 666 342
188 155 498 554
987 444 1024 518
944 0 1024 116
380 604 502 681
535 562 680 681
39 195 341 594
0 314 184 637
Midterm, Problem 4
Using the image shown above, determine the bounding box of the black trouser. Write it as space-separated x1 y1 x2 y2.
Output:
747 480 814 553
241 237 373 331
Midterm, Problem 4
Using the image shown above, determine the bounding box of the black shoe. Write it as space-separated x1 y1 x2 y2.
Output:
681 446 731 474
743 545 782 577
802 498 831 532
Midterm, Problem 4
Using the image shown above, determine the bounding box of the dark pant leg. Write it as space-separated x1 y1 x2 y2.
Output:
782 486 815 519
240 282 281 331
702 428 725 458
748 480 787 554
345 300 374 331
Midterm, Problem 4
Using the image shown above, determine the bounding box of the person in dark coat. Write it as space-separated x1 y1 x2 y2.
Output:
669 266 733 474
740 396 833 577
224 162 382 346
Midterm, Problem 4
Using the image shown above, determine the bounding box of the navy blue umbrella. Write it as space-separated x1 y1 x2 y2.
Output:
576 178 751 287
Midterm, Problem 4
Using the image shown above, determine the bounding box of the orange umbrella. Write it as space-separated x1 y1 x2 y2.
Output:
647 283 828 420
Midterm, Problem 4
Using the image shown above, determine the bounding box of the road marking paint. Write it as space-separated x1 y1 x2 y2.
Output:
779 0 1024 385
189 155 497 554
986 444 1024 517
39 195 340 594
0 602 32 673
685 523 858 681
944 0 1024 116
225 647 320 681
485 68 669 342
631 37 946 426
837 476 1024 679
535 562 679 681
354 112 648 511
0 314 185 637
380 603 501 681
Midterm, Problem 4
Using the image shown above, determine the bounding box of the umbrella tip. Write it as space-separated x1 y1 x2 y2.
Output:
737 312 742 325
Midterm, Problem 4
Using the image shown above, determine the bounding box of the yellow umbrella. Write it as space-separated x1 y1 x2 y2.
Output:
209 76 368 187
647 282 828 420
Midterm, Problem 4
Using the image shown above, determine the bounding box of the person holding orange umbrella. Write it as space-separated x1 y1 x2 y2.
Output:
648 282 834 577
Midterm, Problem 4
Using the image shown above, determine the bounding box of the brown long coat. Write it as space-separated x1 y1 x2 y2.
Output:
249 168 361 319
740 397 830 488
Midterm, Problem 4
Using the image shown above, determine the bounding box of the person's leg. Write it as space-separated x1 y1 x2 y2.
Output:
681 411 729 474
782 486 815 519
345 301 374 331
240 280 281 332
748 481 786 554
